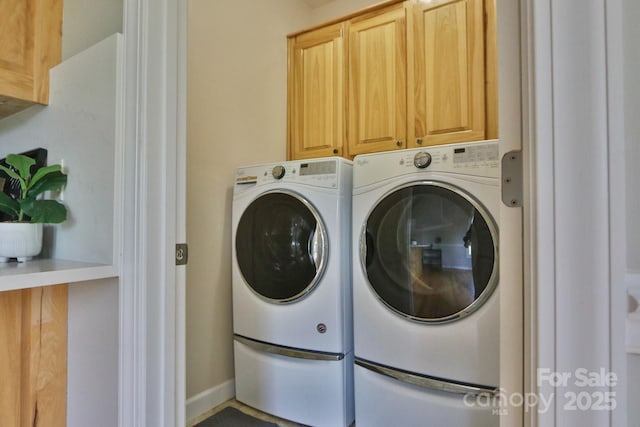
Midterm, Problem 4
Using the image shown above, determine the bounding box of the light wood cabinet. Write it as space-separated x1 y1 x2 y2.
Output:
288 23 346 160
410 0 486 148
287 0 495 160
0 285 67 427
348 3 408 156
0 0 63 119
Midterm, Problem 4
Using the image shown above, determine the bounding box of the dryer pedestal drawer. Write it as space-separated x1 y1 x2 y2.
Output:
234 339 354 427
354 364 499 427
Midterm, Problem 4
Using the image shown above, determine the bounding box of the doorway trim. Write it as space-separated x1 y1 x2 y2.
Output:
119 0 187 426
521 0 628 426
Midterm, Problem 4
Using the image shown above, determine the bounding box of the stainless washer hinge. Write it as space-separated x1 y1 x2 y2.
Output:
502 150 523 208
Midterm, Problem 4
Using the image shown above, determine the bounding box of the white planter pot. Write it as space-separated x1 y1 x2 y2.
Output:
0 222 43 262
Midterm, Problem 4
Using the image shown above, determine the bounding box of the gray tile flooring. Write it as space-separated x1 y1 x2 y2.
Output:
188 399 306 427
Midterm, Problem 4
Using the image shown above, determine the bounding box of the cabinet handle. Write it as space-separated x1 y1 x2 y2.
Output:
333 149 338 154
396 140 403 147
416 138 423 145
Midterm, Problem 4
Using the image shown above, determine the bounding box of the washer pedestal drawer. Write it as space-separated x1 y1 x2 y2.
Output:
234 339 354 427
355 364 499 427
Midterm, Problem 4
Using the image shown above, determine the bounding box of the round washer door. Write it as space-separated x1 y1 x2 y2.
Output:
235 190 328 303
362 181 498 322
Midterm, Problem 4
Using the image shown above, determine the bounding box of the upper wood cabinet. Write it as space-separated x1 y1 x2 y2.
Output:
348 3 408 156
288 23 346 160
287 0 495 160
410 0 486 148
0 0 63 119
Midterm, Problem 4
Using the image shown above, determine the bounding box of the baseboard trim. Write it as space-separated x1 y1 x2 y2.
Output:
185 379 235 424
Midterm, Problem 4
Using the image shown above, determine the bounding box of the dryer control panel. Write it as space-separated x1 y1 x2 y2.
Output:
399 143 499 172
353 140 500 188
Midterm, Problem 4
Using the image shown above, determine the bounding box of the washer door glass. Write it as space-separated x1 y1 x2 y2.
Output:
236 191 327 303
363 182 497 322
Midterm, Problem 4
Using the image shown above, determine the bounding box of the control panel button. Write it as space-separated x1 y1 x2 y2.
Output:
272 165 286 179
413 152 432 169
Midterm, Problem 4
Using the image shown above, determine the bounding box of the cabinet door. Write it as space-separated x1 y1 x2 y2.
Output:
411 0 485 147
288 23 345 160
0 285 67 427
0 0 62 117
348 4 407 156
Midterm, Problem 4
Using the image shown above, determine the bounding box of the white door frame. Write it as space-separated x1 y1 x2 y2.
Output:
119 0 187 426
495 0 525 426
605 1 632 427
522 0 628 426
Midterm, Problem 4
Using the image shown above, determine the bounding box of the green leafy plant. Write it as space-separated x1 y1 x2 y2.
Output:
0 154 67 223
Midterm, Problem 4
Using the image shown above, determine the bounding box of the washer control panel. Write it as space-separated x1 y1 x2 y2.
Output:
299 160 337 176
235 159 346 191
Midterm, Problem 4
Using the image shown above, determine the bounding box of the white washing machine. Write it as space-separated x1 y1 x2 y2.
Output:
232 157 354 427
352 140 501 426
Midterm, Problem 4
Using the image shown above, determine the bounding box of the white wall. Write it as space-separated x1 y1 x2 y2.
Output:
62 0 123 60
623 0 640 423
309 0 380 24
186 0 312 404
67 279 119 427
185 0 386 416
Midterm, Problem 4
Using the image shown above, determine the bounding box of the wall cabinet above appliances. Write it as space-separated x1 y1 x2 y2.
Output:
347 3 408 156
287 0 497 160
288 22 346 160
410 0 487 148
0 0 63 119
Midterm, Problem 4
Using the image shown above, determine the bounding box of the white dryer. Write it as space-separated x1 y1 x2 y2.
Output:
352 140 501 426
232 157 353 427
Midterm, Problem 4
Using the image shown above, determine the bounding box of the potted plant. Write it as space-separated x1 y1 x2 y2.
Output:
0 154 67 262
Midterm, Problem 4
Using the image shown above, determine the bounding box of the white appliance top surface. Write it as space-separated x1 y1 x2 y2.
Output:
235 157 352 193
353 140 500 188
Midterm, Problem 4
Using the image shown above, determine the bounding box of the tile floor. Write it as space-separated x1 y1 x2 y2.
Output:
187 399 306 427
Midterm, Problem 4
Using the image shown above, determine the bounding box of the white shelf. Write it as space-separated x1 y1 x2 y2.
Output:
0 36 123 294
0 259 118 292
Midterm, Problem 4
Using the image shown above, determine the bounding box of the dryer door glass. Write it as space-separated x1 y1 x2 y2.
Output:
363 183 497 322
236 191 327 303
